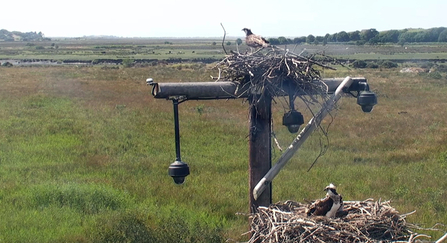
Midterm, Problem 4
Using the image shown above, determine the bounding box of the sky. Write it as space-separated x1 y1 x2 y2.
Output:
2 0 446 38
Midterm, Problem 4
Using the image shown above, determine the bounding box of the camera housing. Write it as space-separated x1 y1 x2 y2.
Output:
357 90 377 113
282 110 305 133
168 160 190 184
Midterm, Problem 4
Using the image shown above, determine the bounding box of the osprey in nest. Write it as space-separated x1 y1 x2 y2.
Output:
242 28 270 48
307 183 344 218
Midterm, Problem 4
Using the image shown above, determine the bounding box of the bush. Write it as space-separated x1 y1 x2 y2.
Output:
122 58 134 68
1 61 13 67
94 213 156 243
428 71 442 79
366 62 379 69
380 61 398 68
352 60 367 68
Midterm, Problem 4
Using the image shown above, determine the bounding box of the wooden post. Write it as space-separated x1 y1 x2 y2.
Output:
248 94 272 213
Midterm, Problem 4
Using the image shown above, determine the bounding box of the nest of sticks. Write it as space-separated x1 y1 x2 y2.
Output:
213 48 336 104
245 199 428 243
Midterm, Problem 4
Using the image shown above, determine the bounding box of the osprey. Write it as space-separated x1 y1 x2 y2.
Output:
307 183 344 218
242 28 270 48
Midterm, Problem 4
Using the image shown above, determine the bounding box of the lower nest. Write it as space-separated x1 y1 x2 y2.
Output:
247 199 419 243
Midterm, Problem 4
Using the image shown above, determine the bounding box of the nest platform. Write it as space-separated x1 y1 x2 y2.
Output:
246 199 428 243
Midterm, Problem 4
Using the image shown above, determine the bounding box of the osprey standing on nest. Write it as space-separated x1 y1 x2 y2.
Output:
307 183 344 218
242 28 270 48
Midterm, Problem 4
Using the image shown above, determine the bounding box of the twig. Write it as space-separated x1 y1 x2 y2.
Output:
220 23 227 55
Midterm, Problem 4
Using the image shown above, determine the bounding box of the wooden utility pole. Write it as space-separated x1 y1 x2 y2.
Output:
248 95 272 213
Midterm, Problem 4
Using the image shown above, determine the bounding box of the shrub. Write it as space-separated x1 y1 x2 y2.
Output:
380 61 398 68
428 71 442 79
122 58 134 68
435 64 447 73
366 62 379 69
1 61 13 67
352 60 367 68
94 213 156 243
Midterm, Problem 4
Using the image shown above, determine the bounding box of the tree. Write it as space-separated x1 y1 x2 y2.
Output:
413 31 431 42
329 33 337 42
268 38 280 45
398 31 417 44
306 34 315 44
315 36 325 43
360 28 379 42
438 29 447 42
349 31 361 41
236 38 242 45
378 30 400 43
336 31 350 42
429 27 447 42
278 36 289 44
293 37 306 44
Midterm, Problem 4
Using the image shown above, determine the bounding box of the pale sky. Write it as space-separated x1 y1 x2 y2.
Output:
2 0 446 38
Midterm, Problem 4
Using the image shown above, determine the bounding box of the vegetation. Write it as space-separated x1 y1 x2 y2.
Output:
1 37 447 66
0 29 49 41
1 38 447 242
268 27 447 46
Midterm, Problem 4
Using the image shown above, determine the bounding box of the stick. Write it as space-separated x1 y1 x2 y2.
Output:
220 23 228 55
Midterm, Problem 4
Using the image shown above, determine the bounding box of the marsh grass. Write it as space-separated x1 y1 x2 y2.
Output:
1 65 447 241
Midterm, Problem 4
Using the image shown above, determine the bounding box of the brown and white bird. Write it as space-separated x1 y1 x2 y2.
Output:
242 28 270 48
307 183 344 218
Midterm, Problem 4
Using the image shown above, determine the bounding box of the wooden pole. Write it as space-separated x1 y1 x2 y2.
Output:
248 94 272 213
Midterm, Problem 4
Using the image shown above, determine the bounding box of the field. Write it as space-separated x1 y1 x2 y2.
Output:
1 39 447 242
2 38 447 64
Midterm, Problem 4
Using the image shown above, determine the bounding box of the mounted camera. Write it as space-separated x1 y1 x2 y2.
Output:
282 110 305 133
357 90 377 113
168 160 190 184
347 80 377 113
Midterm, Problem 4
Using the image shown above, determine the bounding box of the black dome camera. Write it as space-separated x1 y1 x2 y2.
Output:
357 90 377 113
168 160 190 184
282 110 304 133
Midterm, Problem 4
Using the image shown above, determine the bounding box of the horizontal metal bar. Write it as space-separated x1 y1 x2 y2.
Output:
149 77 367 100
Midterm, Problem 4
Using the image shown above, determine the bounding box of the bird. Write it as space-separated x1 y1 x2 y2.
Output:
307 183 344 218
242 28 270 48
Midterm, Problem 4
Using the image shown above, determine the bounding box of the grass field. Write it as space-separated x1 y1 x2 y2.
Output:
1 42 447 242
2 38 447 63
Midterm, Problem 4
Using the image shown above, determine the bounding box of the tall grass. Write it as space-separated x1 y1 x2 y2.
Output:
0 65 447 241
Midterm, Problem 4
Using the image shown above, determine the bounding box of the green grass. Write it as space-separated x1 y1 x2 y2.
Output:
2 39 447 63
1 64 447 241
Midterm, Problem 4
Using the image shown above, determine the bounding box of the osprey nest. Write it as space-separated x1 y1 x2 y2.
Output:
245 199 428 243
213 47 338 105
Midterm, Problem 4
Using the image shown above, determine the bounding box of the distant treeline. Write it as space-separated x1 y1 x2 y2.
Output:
0 29 50 41
267 27 447 45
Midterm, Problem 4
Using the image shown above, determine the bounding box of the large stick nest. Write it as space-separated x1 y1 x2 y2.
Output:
213 48 336 102
245 199 427 243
